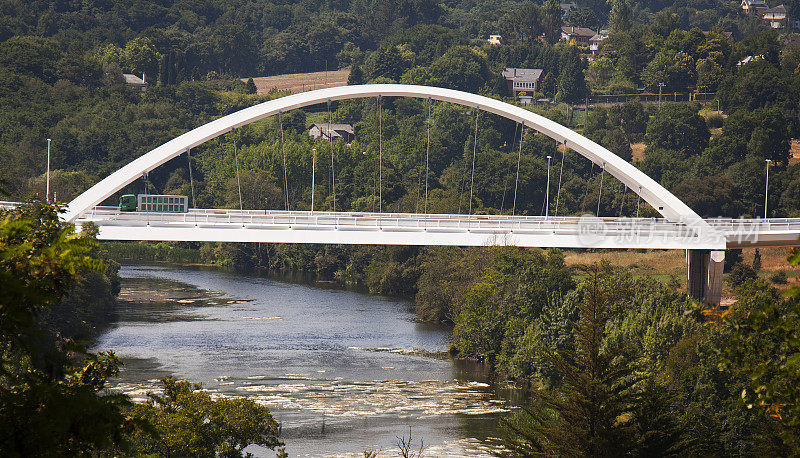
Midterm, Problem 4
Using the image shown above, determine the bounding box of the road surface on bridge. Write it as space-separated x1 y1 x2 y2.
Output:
71 206 800 250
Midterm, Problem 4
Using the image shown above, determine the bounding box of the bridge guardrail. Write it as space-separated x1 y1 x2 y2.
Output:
78 208 715 242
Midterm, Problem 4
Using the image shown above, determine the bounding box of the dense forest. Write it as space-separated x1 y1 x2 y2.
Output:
2 0 800 455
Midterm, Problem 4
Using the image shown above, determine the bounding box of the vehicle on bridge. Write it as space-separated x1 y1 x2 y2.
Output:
119 194 188 212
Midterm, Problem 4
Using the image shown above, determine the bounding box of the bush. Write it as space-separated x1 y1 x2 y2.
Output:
770 270 788 284
706 113 723 128
729 263 758 287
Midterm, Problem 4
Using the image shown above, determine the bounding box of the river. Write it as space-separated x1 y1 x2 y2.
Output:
94 265 513 456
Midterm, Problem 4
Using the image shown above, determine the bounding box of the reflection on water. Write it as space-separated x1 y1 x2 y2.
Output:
95 265 512 456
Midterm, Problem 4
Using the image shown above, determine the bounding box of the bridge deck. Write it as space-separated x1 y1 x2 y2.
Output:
68 207 800 249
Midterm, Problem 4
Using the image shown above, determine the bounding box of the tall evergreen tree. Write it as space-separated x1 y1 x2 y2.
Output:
501 264 642 455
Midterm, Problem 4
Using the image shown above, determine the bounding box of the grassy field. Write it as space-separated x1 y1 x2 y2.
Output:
562 246 799 301
243 69 351 95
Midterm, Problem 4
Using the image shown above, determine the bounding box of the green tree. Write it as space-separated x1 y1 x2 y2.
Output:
0 203 131 455
541 0 564 44
127 376 283 457
719 277 800 454
123 36 162 80
608 0 631 33
585 56 614 92
644 103 709 156
501 264 642 455
696 56 725 92
556 47 588 103
245 78 256 94
565 7 599 28
409 46 490 93
451 248 573 363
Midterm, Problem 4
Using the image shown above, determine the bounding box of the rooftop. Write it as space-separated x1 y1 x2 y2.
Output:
561 26 597 37
742 0 768 6
122 74 146 85
764 4 787 13
502 68 544 82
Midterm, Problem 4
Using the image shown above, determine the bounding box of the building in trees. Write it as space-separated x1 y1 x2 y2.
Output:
502 68 544 104
560 26 596 45
122 73 148 92
589 30 609 55
741 0 769 14
762 5 788 28
308 123 355 143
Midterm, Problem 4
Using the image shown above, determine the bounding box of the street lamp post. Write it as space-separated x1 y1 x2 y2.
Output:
46 138 51 203
658 82 665 110
545 155 552 218
764 159 772 219
311 148 317 214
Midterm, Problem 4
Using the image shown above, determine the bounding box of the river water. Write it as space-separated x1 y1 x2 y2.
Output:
95 265 512 456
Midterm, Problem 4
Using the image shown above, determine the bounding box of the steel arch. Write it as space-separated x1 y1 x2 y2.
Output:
65 84 707 230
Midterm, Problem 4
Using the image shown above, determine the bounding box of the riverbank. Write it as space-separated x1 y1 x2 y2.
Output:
102 241 800 313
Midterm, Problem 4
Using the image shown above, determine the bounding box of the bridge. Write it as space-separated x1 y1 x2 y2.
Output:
7 84 800 306
72 207 800 251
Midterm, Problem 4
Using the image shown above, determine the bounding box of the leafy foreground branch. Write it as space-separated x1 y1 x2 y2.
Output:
0 202 283 457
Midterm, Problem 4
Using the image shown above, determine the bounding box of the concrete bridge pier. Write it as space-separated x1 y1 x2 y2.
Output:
687 249 724 305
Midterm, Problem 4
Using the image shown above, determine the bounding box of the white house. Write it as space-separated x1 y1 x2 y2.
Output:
763 5 788 27
502 68 544 104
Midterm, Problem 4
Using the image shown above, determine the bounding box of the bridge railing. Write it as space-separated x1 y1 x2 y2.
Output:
78 207 711 241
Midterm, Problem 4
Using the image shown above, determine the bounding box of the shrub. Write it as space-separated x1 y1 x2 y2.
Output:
706 113 723 128
769 270 788 284
729 263 758 287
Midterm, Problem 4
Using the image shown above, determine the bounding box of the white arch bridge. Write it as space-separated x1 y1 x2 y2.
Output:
26 85 800 305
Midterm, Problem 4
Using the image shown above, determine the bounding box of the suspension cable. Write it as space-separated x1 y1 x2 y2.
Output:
424 97 431 214
581 161 594 214
415 104 424 212
636 186 642 217
500 174 508 213
186 148 196 209
371 157 376 213
618 183 626 217
378 95 382 213
554 139 566 217
596 162 605 216
233 127 243 211
512 122 523 215
468 106 479 214
511 122 518 153
328 100 335 212
543 155 552 217
279 112 289 211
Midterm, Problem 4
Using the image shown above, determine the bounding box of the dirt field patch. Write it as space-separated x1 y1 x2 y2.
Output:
630 143 646 161
243 69 351 95
790 139 799 166
563 249 685 271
